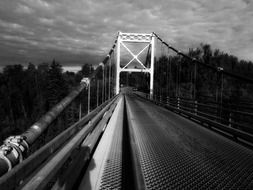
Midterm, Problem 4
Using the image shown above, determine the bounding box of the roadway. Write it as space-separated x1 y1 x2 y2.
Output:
79 93 253 189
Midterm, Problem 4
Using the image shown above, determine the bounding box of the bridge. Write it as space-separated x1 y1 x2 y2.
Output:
0 32 253 189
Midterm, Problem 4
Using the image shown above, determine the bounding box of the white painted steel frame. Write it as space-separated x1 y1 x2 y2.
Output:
116 32 155 98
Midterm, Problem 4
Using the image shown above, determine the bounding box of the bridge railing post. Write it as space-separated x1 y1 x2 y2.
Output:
194 100 198 115
229 112 233 128
177 97 180 109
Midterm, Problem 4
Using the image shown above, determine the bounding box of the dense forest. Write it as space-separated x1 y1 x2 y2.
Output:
0 43 253 143
153 43 253 102
0 60 95 143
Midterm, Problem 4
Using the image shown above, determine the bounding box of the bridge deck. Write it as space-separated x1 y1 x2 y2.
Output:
79 93 253 189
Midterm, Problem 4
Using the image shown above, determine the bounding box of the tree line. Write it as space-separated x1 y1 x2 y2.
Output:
152 43 253 102
1 43 253 142
0 60 95 143
120 43 253 104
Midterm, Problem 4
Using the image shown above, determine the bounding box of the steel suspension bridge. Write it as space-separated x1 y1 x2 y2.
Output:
0 32 253 190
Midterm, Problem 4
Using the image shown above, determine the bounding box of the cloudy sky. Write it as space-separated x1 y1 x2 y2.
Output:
0 0 253 69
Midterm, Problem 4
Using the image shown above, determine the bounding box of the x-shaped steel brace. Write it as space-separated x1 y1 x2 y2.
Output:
120 42 150 70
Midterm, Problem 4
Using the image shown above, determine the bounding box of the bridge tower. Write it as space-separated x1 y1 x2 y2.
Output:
116 32 155 97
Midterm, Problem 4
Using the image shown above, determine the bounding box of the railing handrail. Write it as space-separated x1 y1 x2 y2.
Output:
135 92 253 147
0 96 118 188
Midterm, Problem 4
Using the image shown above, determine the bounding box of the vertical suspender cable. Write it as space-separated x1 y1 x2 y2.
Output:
102 67 105 103
169 57 171 97
194 61 197 100
109 57 111 99
96 79 99 107
220 71 224 118
178 57 181 97
87 81 90 113
105 65 107 100
176 59 179 97
166 48 169 98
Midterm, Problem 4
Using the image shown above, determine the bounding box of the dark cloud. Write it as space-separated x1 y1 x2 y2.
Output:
0 0 253 69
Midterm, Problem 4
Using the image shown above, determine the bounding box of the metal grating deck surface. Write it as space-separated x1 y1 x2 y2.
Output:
125 94 253 190
99 96 135 190
99 101 124 190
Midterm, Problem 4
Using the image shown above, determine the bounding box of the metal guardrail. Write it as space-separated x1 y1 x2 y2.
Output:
0 95 119 190
0 81 89 177
155 95 253 131
51 96 119 190
135 92 253 147
21 96 119 190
